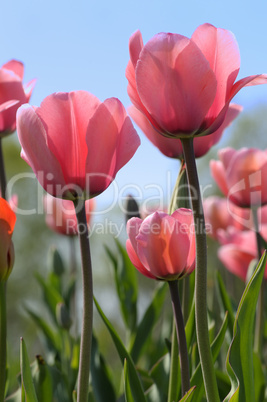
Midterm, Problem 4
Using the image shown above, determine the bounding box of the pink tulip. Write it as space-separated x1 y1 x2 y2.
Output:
204 196 253 240
126 208 195 280
126 24 267 139
210 148 267 208
129 103 242 159
0 60 35 135
16 91 140 199
43 195 95 236
0 198 16 281
218 227 267 281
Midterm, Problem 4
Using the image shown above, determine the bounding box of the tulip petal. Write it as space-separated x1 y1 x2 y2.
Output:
102 98 140 174
136 212 190 279
126 239 156 279
129 105 183 158
218 244 254 281
24 79 37 103
85 98 139 196
210 159 229 197
192 24 240 120
194 104 242 157
2 60 24 80
136 33 217 135
17 104 67 196
36 91 100 191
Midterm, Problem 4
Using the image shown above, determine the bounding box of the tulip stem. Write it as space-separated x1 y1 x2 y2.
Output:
181 137 220 402
74 199 93 402
252 208 265 354
0 282 7 400
0 138 7 199
168 280 190 396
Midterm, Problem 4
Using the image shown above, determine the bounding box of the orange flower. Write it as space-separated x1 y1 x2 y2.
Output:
0 198 16 281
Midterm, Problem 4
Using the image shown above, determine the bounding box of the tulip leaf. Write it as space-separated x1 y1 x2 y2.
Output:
216 271 235 338
190 311 228 401
178 386 196 401
26 308 60 352
224 251 266 402
31 355 53 402
20 338 38 402
91 332 116 402
94 297 147 402
185 299 195 349
105 239 138 332
225 251 266 402
129 283 167 363
124 359 135 402
253 352 265 402
35 272 64 324
5 388 23 402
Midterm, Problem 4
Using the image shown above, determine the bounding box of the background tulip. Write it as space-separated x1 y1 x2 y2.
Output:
126 24 267 139
0 60 35 135
17 91 140 200
43 195 95 236
126 209 195 280
217 227 267 281
0 198 16 281
210 147 267 208
203 196 253 239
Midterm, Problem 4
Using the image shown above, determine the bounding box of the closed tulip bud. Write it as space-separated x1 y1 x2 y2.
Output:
0 198 16 281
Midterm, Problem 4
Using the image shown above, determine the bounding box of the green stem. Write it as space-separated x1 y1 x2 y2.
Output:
74 199 93 402
0 282 7 400
168 280 190 396
181 137 219 402
252 208 265 354
0 138 7 199
69 237 78 339
167 319 179 402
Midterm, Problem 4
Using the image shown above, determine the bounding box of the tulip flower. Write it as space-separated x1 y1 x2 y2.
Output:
0 198 16 282
16 91 140 200
126 208 195 280
203 196 253 239
129 104 242 158
43 195 95 236
126 24 267 140
217 227 267 281
0 60 35 136
210 148 267 208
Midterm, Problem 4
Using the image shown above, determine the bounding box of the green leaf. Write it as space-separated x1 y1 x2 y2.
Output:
124 359 135 402
26 308 60 353
31 355 53 402
253 352 266 402
35 272 64 324
150 353 170 402
178 386 196 401
216 271 235 338
105 239 138 332
20 338 38 402
185 299 195 349
91 333 116 402
130 283 167 363
94 297 147 402
224 251 267 402
5 388 23 402
190 311 228 401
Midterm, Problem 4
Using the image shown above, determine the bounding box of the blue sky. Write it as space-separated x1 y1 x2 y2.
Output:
2 0 267 211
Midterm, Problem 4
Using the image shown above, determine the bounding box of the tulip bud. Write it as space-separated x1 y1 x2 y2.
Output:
0 198 16 282
125 195 140 223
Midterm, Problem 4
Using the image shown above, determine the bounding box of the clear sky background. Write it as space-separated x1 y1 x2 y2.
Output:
1 0 267 211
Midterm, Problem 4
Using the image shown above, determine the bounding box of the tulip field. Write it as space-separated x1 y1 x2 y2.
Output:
0 22 267 402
